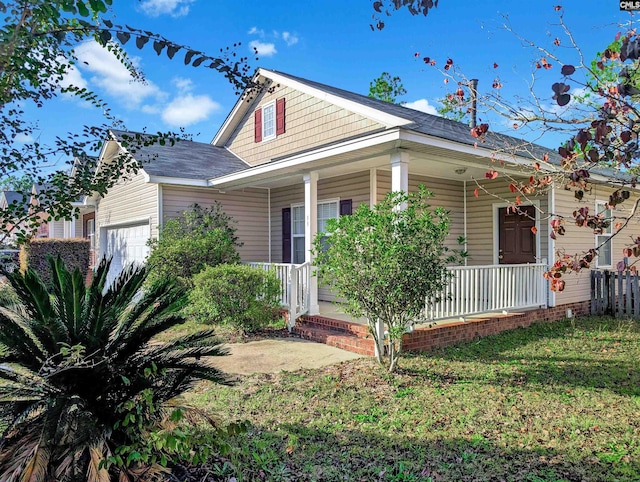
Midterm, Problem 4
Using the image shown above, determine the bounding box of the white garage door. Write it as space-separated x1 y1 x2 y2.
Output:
104 223 150 286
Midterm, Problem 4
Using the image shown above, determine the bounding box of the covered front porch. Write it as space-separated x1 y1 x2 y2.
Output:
250 261 549 329
219 127 554 329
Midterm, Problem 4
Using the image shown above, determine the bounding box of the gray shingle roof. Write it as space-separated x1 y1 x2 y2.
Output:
110 130 248 180
265 69 559 163
1 191 27 206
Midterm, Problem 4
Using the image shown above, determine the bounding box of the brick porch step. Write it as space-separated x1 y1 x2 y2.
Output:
294 315 374 356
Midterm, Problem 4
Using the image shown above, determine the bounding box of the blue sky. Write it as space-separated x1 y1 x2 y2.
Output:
17 0 637 160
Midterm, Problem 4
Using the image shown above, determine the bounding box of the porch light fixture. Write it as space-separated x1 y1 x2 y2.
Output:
454 167 467 175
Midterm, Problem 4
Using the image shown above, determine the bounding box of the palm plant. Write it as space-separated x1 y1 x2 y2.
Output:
0 257 231 482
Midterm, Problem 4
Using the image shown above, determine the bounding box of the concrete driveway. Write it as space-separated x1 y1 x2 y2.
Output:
212 338 364 375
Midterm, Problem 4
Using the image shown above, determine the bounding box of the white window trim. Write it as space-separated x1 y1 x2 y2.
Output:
316 198 340 236
262 100 276 142
290 198 341 264
595 200 613 268
291 203 305 264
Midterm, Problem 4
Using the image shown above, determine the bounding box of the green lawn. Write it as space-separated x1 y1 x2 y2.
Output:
186 316 640 481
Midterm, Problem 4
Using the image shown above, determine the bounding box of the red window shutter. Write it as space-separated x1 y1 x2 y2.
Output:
276 98 286 135
340 199 352 216
254 108 262 143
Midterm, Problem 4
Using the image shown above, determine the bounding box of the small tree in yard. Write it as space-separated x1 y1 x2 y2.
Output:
147 203 241 287
314 186 458 373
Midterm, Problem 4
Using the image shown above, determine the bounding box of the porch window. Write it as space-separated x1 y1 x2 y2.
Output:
290 200 345 263
292 205 305 264
595 201 612 268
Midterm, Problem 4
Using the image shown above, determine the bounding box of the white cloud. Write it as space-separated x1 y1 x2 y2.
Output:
282 32 299 46
249 40 277 57
172 77 193 92
139 0 194 17
15 132 35 144
248 26 264 36
59 62 88 91
74 41 164 107
404 99 439 115
161 94 220 127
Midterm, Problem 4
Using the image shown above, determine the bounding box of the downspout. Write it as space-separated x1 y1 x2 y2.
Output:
268 187 272 263
463 180 468 266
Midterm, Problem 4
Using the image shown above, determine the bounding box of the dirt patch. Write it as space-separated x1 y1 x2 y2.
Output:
211 338 365 375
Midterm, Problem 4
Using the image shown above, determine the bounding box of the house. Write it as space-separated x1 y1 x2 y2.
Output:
0 190 32 246
89 68 629 348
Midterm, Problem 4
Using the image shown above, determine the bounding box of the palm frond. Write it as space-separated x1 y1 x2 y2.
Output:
48 257 87 343
0 308 48 367
87 443 110 482
19 442 50 482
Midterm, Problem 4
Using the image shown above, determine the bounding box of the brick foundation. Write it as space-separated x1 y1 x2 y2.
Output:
294 301 591 357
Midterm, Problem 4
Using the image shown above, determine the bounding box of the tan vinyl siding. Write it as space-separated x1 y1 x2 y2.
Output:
554 184 639 305
74 219 83 238
49 220 64 238
270 171 371 263
226 85 384 166
374 171 466 256
96 170 158 256
465 180 549 266
161 186 269 262
408 174 465 255
376 169 391 204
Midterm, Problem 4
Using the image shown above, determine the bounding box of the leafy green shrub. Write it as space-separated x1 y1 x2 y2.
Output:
0 257 234 481
314 186 460 373
19 238 90 286
147 203 241 287
189 264 283 333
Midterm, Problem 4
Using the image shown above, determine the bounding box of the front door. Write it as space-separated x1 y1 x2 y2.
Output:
498 205 536 264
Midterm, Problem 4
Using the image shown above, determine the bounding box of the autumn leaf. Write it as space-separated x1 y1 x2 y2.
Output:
474 188 479 198
485 170 498 180
509 183 518 193
515 196 522 205
534 162 540 170
616 222 623 230
493 62 499 68
531 226 538 235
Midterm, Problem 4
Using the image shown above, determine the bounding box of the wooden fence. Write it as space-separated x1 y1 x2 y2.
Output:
591 269 640 318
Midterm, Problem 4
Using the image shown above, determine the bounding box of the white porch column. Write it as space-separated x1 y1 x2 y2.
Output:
69 218 76 238
304 172 320 315
390 149 410 194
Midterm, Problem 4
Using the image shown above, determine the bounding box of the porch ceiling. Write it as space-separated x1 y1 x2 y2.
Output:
213 131 543 191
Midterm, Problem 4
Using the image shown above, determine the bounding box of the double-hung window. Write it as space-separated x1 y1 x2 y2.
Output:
262 101 276 141
595 201 612 268
291 205 306 264
290 200 340 264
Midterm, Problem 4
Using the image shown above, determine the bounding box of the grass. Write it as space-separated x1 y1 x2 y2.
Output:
182 316 640 481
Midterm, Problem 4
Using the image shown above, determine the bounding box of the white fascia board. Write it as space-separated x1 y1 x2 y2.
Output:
398 130 563 174
144 173 209 187
212 71 263 146
400 130 638 190
209 129 402 187
262 69 412 128
212 69 413 147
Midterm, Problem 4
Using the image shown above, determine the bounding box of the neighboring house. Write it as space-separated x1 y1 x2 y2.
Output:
0 190 31 246
91 68 629 323
31 180 97 265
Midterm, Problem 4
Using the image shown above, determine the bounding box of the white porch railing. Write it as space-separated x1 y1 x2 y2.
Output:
246 262 311 329
424 263 548 321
